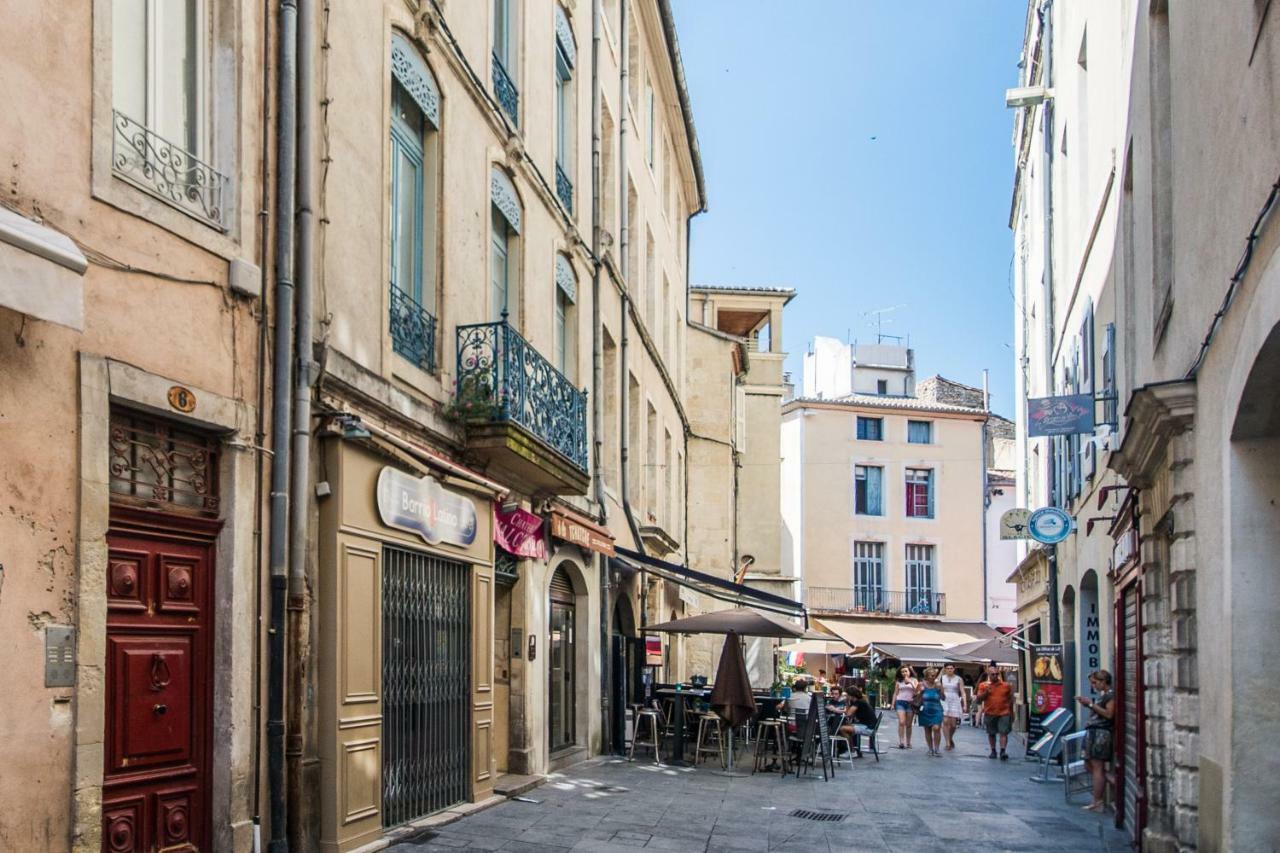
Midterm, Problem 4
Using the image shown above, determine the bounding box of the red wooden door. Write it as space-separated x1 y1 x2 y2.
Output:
102 515 215 853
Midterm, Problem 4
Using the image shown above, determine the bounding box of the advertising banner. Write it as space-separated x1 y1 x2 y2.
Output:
494 506 547 559
375 466 478 547
1026 643 1065 754
1027 394 1095 437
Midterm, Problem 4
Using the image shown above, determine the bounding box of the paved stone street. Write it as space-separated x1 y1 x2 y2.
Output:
392 723 1130 852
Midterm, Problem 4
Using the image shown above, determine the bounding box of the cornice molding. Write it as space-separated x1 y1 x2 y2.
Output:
1109 380 1197 485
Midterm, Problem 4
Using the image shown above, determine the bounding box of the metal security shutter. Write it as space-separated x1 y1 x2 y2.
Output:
550 566 575 603
382 545 471 825
1121 584 1141 842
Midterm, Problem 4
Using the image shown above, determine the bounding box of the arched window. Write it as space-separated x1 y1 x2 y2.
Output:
554 253 577 381
388 32 440 372
490 168 522 327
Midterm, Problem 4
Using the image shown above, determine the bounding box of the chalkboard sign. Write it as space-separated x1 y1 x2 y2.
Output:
795 701 834 781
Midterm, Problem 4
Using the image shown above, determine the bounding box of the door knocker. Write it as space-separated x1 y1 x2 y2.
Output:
149 653 172 692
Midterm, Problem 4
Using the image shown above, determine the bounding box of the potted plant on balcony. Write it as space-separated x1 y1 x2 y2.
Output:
444 373 501 424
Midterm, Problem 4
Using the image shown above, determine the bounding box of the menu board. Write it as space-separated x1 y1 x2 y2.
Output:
1026 643 1065 755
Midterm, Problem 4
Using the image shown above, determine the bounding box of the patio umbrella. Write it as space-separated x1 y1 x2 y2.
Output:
646 607 822 639
947 637 1020 666
709 631 756 728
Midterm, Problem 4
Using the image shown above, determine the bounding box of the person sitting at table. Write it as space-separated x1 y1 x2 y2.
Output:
785 679 811 731
840 686 878 757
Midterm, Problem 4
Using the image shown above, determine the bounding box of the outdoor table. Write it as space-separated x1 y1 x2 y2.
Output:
654 686 710 764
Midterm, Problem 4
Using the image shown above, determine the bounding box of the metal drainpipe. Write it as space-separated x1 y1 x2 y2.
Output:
981 369 990 624
285 0 315 846
1039 0 1061 646
267 0 299 849
617 0 643 558
589 0 613 755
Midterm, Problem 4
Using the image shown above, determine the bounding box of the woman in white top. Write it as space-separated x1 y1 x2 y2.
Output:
893 666 919 749
940 663 967 751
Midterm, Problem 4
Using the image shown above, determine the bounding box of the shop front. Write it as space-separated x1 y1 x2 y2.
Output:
1008 548 1051 733
1109 493 1144 844
315 440 498 853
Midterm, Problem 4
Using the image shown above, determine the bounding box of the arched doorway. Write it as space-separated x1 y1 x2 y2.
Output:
548 565 577 752
609 595 640 754
1078 570 1102 699
1227 320 1280 848
1061 585 1077 716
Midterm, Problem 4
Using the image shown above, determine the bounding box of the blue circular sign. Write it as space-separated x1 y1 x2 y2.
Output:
1028 507 1073 544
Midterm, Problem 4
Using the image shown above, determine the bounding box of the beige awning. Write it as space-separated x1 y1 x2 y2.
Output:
812 617 999 653
774 638 854 656
0 206 86 331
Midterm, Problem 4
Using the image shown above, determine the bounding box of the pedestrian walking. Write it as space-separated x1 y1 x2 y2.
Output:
940 662 966 750
918 668 945 756
1076 670 1116 812
975 665 1014 760
893 665 919 749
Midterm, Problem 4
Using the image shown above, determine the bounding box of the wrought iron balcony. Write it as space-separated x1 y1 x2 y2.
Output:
455 320 588 487
492 54 519 126
390 285 437 373
555 162 573 214
806 587 947 617
111 109 227 229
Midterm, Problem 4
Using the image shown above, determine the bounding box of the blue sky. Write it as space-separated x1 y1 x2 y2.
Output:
672 2 1026 415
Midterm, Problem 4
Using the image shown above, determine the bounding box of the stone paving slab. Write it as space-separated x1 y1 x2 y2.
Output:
391 724 1130 852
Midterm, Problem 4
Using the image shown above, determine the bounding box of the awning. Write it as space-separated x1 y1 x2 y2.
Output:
775 638 854 656
813 617 999 653
947 637 1021 666
613 546 806 619
0 206 87 331
866 643 956 665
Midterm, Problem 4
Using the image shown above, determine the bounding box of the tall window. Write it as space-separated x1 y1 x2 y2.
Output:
853 542 885 610
907 420 933 444
492 0 519 124
554 5 576 213
388 33 440 372
856 416 883 441
490 168 522 327
112 0 225 226
854 465 883 516
554 254 577 381
904 544 935 613
905 468 934 518
645 80 655 168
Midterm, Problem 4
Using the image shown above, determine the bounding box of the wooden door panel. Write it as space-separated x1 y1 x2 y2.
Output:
107 636 196 773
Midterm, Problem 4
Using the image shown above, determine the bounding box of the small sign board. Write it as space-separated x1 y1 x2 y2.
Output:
376 466 478 547
1026 643 1066 755
999 508 1033 540
1028 394 1095 437
1028 507 1073 544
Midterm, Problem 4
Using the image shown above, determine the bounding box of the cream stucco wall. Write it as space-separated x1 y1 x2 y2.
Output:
783 401 988 622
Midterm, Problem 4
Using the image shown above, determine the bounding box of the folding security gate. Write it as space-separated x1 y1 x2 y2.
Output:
382 545 471 826
1117 581 1143 843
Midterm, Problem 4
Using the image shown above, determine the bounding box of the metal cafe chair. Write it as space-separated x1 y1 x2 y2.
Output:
852 711 883 762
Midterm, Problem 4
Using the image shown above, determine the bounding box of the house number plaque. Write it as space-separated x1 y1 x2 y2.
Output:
168 385 197 413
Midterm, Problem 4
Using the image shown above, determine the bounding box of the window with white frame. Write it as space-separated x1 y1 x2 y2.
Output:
905 468 934 518
388 32 441 373
111 0 226 228
853 542 885 611
554 254 577 381
854 465 883 516
904 544 935 613
490 168 522 327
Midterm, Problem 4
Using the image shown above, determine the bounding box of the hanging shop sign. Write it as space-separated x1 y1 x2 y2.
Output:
494 505 547 560
549 509 615 556
375 466 478 547
1027 394 1095 437
999 508 1033 540
1026 643 1065 753
645 635 664 667
1028 506 1074 544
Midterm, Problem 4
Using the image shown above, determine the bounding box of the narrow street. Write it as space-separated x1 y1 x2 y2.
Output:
396 724 1128 853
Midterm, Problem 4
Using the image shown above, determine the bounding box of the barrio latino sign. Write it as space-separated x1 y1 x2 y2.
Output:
1027 393 1095 437
376 467 478 547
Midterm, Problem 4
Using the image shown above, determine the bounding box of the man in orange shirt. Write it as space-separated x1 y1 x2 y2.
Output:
975 664 1014 760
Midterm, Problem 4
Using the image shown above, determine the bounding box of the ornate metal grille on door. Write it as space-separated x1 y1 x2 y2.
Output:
382 546 471 826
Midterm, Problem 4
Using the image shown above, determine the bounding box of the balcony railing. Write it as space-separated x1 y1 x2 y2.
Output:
390 285 437 373
111 109 227 229
455 320 588 472
555 162 573 214
492 54 519 125
806 587 946 617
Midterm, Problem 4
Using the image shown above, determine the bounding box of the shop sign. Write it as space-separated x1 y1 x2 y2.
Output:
645 635 663 667
678 585 700 609
550 511 615 556
1028 507 1073 544
999 508 1032 540
1112 527 1139 569
494 506 547 560
375 466 478 547
1026 643 1065 753
1027 394 1095 437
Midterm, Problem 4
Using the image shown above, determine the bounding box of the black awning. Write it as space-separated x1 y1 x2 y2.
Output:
612 546 806 619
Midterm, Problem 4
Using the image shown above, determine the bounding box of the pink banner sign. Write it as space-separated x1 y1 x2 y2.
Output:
494 506 547 559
